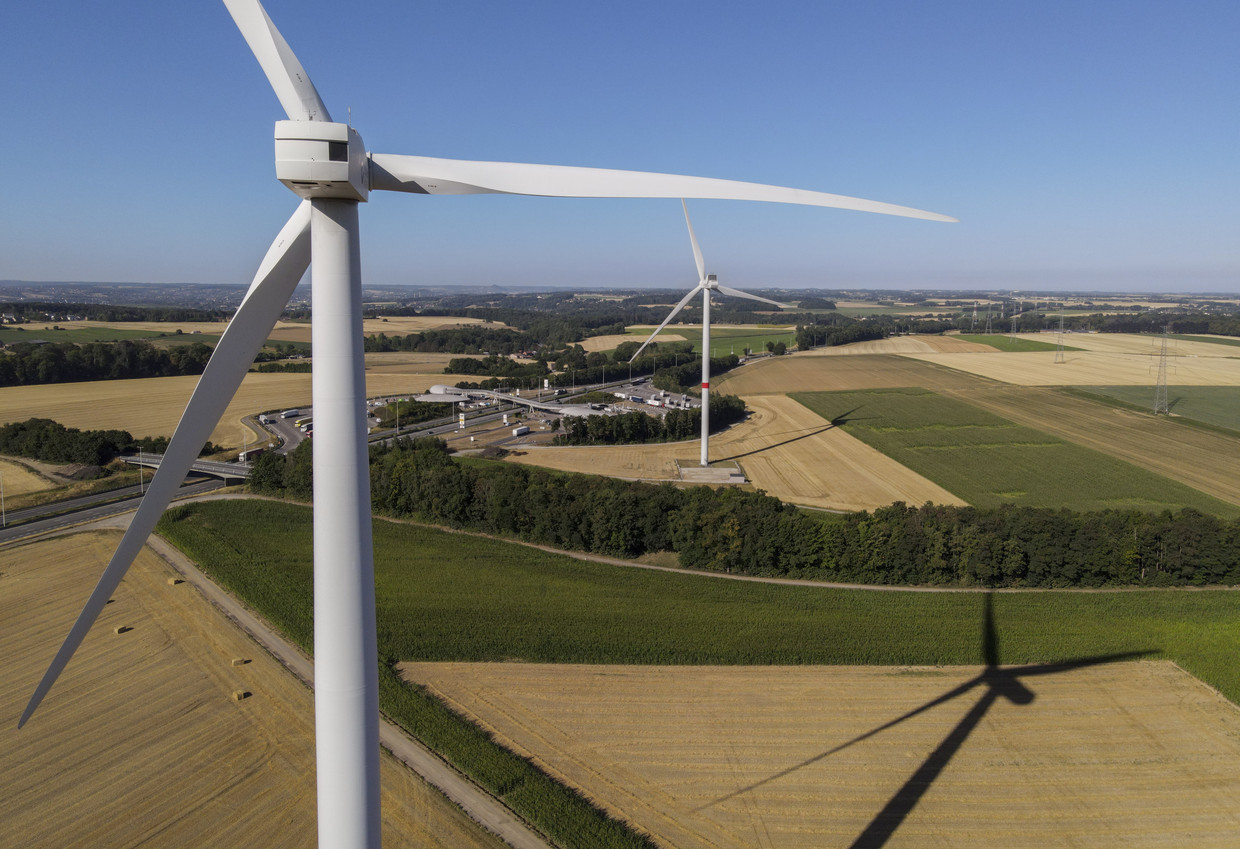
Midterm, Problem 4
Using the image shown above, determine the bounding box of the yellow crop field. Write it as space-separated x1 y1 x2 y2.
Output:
580 332 686 352
1018 331 1238 357
506 394 963 511
905 350 1240 386
716 352 985 396
403 660 1240 849
0 457 57 496
1 532 502 849
0 370 480 450
48 319 229 335
268 315 499 343
798 335 994 356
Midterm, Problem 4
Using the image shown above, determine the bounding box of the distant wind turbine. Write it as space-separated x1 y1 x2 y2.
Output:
629 201 792 467
19 2 954 847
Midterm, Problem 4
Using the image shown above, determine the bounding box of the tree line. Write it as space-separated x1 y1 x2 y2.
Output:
0 417 214 466
0 301 229 323
0 340 214 386
554 394 746 446
247 438 1240 588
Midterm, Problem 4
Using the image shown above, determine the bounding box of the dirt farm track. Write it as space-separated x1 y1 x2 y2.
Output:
403 661 1240 849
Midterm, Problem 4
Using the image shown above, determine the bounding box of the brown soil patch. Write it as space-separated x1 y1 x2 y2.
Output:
401 661 1240 849
1 532 502 849
715 354 986 396
905 350 1240 386
946 385 1240 507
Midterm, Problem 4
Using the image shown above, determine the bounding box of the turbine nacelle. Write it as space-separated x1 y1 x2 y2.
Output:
704 274 719 289
274 121 369 201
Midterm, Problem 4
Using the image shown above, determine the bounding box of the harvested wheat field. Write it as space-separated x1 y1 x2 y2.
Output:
267 315 498 344
0 457 57 496
507 442 688 481
906 350 1240 387
506 395 963 511
49 319 231 335
715 395 964 510
0 371 479 450
580 332 686 352
716 353 986 396
0 532 502 849
402 660 1240 849
1019 332 1240 358
364 351 479 372
799 335 995 356
945 385 1240 507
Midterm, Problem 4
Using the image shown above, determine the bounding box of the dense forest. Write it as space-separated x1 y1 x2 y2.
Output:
0 417 210 466
0 301 230 323
247 438 1240 588
0 340 214 386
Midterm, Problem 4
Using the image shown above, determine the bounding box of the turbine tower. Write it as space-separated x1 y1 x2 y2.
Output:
19 3 955 847
630 201 789 467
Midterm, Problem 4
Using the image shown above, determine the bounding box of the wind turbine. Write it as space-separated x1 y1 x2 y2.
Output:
629 200 792 467
18 2 955 847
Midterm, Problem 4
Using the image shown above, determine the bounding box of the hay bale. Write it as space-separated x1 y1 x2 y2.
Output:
232 690 251 701
167 577 185 586
230 658 250 667
113 626 132 635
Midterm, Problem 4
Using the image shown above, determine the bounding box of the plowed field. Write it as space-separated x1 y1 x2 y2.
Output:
402 661 1240 849
1 532 502 849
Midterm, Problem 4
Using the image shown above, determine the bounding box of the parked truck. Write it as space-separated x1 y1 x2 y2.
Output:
512 425 530 437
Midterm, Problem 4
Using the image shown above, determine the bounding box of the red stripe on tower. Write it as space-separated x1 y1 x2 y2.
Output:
702 382 709 389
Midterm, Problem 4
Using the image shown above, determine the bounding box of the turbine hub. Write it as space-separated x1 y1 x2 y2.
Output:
274 121 369 201
705 274 719 289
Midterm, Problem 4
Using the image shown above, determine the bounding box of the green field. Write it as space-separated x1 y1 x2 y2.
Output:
954 333 1078 353
625 325 795 356
792 388 1240 517
155 497 1240 849
0 326 167 344
157 497 1240 698
1169 333 1240 350
1071 385 1240 433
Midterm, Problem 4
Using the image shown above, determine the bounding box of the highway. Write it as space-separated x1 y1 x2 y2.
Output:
0 479 224 545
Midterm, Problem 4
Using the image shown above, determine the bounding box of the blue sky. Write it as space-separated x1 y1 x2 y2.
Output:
2 1 1236 293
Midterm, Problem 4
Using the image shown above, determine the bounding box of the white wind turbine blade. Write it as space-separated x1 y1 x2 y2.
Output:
629 284 703 363
223 0 331 122
714 283 790 309
682 200 706 282
369 154 957 222
19 202 312 729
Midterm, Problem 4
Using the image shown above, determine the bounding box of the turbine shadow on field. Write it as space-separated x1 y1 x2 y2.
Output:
699 595 1154 849
715 408 868 462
